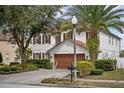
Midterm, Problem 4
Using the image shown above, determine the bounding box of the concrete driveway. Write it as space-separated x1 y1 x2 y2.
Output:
0 69 69 88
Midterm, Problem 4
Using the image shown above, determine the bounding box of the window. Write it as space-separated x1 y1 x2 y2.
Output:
63 33 73 40
55 34 61 45
43 35 51 44
35 36 41 44
33 53 41 59
109 36 111 44
33 36 41 44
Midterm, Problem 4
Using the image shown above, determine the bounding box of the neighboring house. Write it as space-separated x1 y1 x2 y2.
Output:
0 31 17 64
30 31 121 69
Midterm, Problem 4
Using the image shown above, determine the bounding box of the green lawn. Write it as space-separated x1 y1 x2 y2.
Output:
84 69 124 80
41 78 124 88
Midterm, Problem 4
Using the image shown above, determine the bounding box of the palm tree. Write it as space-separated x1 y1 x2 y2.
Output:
64 5 124 67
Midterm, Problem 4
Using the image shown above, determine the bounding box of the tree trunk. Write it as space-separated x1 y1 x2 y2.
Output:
88 30 98 69
20 47 27 71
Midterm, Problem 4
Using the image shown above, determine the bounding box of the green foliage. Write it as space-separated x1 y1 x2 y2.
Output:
65 5 124 67
90 69 104 75
27 59 52 69
86 38 99 48
95 59 117 71
26 64 38 71
77 60 93 77
10 66 18 71
120 50 124 57
15 48 32 61
0 65 11 72
0 6 62 70
0 52 3 63
10 62 20 66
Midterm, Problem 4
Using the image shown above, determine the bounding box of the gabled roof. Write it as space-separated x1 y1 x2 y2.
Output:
100 31 121 39
47 39 88 53
72 40 88 48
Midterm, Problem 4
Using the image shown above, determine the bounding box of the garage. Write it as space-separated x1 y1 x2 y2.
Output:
54 54 85 69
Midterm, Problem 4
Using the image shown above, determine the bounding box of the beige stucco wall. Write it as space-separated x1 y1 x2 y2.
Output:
0 41 17 64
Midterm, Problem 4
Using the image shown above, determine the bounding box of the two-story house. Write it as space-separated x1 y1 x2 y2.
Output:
30 31 121 69
0 30 121 68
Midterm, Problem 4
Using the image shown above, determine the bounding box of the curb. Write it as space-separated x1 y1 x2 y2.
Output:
39 83 97 88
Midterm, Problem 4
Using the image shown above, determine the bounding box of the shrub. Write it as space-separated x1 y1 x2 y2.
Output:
45 62 53 69
27 64 38 71
10 66 18 71
0 52 3 63
10 62 20 66
90 69 104 75
0 65 11 72
27 59 52 69
95 59 117 71
77 60 93 77
0 63 4 66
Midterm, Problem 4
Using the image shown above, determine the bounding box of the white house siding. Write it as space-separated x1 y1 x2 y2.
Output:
29 34 56 59
98 32 120 59
48 40 89 63
75 32 86 43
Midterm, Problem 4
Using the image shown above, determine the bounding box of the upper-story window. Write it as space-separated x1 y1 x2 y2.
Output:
42 35 51 44
33 35 41 44
63 33 73 40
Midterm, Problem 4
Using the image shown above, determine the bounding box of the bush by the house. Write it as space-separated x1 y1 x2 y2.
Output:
10 66 18 71
10 62 20 66
26 64 38 71
77 60 93 77
0 65 11 72
0 63 4 66
95 59 117 71
0 52 3 63
90 69 104 75
27 59 52 69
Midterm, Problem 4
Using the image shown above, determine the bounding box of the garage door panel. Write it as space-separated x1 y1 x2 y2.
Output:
54 54 85 69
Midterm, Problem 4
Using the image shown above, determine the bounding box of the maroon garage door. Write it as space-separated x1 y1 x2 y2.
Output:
54 54 85 69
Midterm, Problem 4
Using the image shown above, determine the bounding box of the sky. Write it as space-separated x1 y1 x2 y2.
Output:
112 5 124 50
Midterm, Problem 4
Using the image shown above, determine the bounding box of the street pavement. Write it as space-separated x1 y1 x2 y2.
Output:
0 69 69 88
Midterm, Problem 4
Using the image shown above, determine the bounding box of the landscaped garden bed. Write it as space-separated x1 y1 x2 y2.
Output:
41 78 124 88
0 63 39 74
66 59 124 80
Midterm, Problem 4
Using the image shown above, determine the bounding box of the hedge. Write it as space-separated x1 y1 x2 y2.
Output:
77 60 93 77
95 59 117 71
10 62 20 66
0 52 3 63
27 59 52 69
90 69 104 75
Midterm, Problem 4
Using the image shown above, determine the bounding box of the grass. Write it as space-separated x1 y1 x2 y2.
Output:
41 78 124 88
84 69 124 80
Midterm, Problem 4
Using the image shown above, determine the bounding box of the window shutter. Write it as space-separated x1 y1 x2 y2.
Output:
39 36 41 44
63 33 65 40
42 53 44 59
42 35 44 44
49 35 51 44
39 53 41 59
33 53 35 59
86 32 88 40
33 37 35 44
